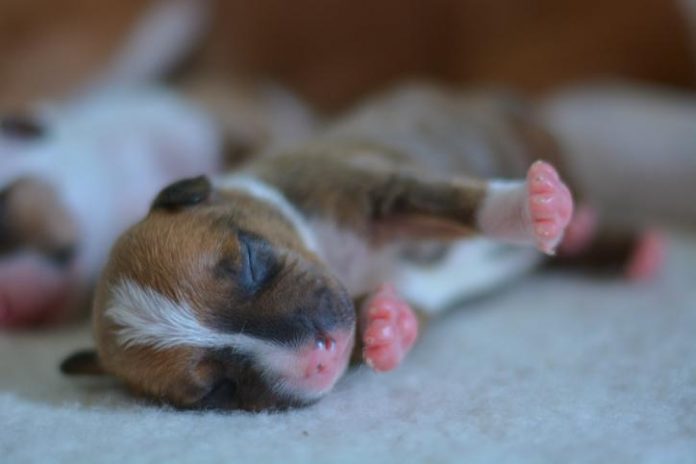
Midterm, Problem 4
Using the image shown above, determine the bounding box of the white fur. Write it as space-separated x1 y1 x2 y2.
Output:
214 175 321 255
395 239 541 313
105 279 337 400
106 280 258 351
309 219 396 297
477 180 532 244
0 88 221 278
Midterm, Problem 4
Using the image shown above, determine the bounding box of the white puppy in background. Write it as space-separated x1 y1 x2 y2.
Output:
0 0 316 328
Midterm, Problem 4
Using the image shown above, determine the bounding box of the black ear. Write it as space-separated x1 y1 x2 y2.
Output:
151 176 212 211
60 349 106 376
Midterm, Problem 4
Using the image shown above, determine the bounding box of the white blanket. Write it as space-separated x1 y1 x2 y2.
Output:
2 234 695 464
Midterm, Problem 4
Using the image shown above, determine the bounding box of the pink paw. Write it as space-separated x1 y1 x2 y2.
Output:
527 161 574 254
361 284 418 372
626 231 666 281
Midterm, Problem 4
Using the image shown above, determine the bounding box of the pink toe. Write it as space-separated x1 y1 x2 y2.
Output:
531 160 559 180
363 319 396 346
536 221 559 239
529 161 559 193
626 231 666 281
367 299 399 321
360 283 420 372
530 194 557 219
526 161 574 254
364 345 402 372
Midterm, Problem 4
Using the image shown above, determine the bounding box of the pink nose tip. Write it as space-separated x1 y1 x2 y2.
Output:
315 334 336 352
290 330 354 394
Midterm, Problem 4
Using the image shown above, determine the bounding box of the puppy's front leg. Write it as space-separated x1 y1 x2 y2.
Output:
350 284 421 372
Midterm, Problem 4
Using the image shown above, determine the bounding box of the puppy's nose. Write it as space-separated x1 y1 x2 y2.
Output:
290 329 353 394
314 333 336 353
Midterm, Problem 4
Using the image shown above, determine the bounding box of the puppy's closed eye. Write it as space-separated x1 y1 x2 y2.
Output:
217 231 279 294
239 232 278 290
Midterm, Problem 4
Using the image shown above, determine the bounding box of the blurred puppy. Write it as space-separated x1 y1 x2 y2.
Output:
0 1 316 328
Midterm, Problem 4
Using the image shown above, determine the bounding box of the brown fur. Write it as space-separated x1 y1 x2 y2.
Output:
91 178 354 410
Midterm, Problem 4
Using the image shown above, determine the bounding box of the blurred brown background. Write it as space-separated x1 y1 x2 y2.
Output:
1 0 695 110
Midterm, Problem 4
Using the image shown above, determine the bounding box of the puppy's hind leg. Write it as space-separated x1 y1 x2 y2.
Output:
366 160 573 255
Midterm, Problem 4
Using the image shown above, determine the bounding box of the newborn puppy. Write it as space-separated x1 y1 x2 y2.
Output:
63 83 573 410
62 83 660 411
0 89 221 327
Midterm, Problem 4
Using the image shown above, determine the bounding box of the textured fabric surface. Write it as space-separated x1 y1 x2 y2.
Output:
2 234 695 464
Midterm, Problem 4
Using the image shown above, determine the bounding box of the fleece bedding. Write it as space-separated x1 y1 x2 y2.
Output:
1 234 695 464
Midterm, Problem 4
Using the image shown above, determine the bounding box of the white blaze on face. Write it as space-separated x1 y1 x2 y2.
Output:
106 279 352 401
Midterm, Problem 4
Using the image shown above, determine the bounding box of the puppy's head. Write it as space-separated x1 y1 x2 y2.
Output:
63 176 355 411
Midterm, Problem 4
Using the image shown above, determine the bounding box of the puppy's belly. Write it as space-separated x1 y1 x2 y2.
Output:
394 238 542 313
310 219 398 297
311 215 541 310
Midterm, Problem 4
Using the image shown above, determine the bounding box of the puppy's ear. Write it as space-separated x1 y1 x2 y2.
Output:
60 349 106 376
151 175 213 211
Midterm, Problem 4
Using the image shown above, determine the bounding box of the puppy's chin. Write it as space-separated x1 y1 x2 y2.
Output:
192 328 355 412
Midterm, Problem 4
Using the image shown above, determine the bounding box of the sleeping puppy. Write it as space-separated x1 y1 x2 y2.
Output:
61 83 666 411
0 89 221 327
